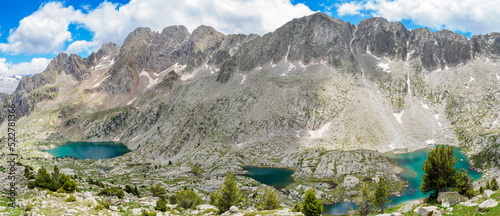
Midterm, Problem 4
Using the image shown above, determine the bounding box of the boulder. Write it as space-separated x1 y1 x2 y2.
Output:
230 205 239 213
478 199 498 211
484 190 495 198
110 206 119 211
83 192 93 199
432 210 442 216
416 206 438 216
342 175 360 188
437 192 460 205
399 200 422 213
459 200 478 207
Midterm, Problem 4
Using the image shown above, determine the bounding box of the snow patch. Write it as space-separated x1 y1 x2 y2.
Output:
366 47 381 60
255 67 262 71
434 114 439 120
239 73 246 84
393 110 404 124
389 143 395 149
470 77 475 82
496 74 499 81
421 103 430 110
92 75 110 88
127 97 137 105
308 122 331 138
377 63 390 73
426 139 435 144
140 69 159 88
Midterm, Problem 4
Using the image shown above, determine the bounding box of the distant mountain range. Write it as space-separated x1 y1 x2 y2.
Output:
0 74 25 94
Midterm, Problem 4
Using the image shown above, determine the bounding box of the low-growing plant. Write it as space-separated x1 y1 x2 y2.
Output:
65 194 76 202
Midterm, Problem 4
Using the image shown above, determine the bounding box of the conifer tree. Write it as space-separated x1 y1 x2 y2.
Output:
456 169 474 198
420 145 458 198
211 172 242 214
491 179 499 191
302 188 323 216
371 176 393 214
354 182 372 216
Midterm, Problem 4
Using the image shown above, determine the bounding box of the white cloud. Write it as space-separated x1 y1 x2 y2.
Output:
336 0 500 35
0 2 84 55
337 2 363 17
0 57 50 76
1 0 314 56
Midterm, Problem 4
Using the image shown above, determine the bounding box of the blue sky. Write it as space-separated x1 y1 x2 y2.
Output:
1 0 499 78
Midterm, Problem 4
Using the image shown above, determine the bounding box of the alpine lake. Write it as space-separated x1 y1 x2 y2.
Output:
243 146 482 215
44 141 131 160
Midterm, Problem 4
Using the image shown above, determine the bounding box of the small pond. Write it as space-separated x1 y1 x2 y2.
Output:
242 166 294 190
45 141 131 160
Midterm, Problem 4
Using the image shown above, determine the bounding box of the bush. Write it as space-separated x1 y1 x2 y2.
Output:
155 197 168 212
141 209 157 216
57 188 66 193
175 188 202 209
210 172 242 214
65 194 76 202
292 203 302 212
103 200 111 209
456 169 475 198
302 188 323 216
27 181 35 189
150 184 166 198
125 185 141 197
99 187 125 199
259 187 280 210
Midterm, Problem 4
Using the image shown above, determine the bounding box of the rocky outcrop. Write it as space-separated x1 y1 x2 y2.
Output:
85 42 120 67
437 192 461 206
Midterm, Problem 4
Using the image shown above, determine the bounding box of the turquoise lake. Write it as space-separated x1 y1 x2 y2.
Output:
45 141 131 160
242 146 482 215
242 167 294 190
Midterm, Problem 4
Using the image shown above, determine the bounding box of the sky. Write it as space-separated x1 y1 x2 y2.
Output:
1 0 500 79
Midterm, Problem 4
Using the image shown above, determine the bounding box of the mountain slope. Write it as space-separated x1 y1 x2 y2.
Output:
1 12 500 175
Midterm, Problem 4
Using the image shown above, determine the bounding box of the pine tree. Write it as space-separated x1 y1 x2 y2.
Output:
35 167 54 189
479 185 484 194
355 182 372 216
420 145 458 199
260 187 280 210
52 165 60 184
491 179 499 191
486 180 491 190
456 169 474 198
212 172 242 214
302 188 323 216
150 184 166 197
371 176 393 214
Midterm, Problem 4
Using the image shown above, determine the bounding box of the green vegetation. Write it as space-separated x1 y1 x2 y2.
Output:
301 188 323 216
155 197 168 212
371 176 393 214
65 194 76 202
150 184 166 198
30 165 77 193
420 145 459 199
259 187 280 210
99 187 125 199
210 172 242 214
125 185 141 197
456 169 475 198
486 179 499 191
353 182 372 216
172 188 202 209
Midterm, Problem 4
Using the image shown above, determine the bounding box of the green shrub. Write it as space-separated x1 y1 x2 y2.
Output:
150 184 166 197
174 188 202 209
103 200 111 209
155 197 168 212
259 187 280 210
302 188 323 216
210 172 242 214
292 203 302 212
141 209 157 216
99 187 125 199
65 194 76 202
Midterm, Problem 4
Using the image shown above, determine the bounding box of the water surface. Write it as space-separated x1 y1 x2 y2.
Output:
242 166 294 190
45 141 131 160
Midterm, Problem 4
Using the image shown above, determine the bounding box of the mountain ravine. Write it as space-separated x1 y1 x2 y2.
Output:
1 12 500 207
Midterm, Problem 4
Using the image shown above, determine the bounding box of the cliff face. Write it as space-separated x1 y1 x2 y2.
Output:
2 12 500 173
